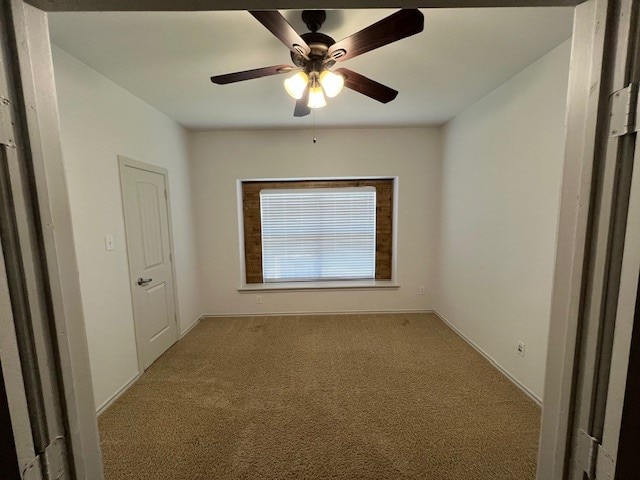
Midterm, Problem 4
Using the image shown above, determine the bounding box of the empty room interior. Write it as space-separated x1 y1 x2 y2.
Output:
47 5 574 479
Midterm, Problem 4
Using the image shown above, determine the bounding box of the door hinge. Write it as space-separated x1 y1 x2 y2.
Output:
609 83 639 137
22 458 43 480
39 436 67 480
595 444 616 480
577 429 599 478
0 97 16 148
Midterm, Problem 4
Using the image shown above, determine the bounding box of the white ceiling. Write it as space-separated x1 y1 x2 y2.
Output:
49 8 573 131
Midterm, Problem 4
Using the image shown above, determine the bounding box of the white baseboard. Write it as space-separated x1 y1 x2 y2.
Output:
180 316 202 338
97 317 202 415
202 309 434 318
432 311 542 406
97 311 539 416
96 371 141 416
201 309 540 405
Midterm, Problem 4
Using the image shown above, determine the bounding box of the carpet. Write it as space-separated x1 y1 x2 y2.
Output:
98 313 541 479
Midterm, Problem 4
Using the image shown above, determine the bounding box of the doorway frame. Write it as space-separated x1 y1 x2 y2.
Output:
5 0 620 479
118 155 181 375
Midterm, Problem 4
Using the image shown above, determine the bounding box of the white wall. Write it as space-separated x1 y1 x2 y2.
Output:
53 46 202 411
190 128 441 315
54 36 569 409
436 40 571 401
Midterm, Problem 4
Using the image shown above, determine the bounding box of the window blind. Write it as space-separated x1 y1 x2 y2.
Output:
260 187 377 282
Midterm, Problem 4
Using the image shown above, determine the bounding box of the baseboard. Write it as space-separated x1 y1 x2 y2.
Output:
99 311 539 415
96 372 141 416
97 317 201 415
202 309 434 318
432 311 542 406
180 316 202 338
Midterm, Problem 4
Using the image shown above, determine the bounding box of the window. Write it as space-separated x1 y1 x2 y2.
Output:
260 188 377 282
241 179 394 285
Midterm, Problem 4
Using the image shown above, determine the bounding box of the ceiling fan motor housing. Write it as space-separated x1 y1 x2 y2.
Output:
291 33 336 67
290 10 337 70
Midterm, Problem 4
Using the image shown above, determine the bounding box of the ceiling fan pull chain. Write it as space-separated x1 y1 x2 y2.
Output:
313 110 317 144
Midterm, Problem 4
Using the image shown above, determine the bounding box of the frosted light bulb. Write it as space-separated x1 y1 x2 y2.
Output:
307 86 327 108
284 72 309 99
319 70 344 98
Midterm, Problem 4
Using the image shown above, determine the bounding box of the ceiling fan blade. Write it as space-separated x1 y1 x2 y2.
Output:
335 68 398 104
327 9 424 63
211 64 296 85
250 10 311 58
294 87 311 117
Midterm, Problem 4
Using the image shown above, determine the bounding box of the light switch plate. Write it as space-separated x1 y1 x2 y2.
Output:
105 234 115 251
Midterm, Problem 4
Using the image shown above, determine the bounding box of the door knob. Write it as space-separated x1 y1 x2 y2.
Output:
137 277 152 286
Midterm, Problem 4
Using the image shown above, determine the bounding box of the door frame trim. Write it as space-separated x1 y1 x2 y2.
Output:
6 2 104 477
537 1 612 477
26 0 586 9
6 1 616 479
599 113 640 475
118 155 181 374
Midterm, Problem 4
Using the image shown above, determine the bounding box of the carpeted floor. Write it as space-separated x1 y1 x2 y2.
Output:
98 313 541 479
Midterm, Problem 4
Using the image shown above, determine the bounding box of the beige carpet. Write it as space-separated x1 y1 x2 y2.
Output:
98 313 540 479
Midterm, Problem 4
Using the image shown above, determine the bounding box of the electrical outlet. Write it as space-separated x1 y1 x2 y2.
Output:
517 342 526 357
256 295 263 304
419 286 426 295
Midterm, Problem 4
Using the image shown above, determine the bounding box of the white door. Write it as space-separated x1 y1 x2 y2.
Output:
120 157 178 370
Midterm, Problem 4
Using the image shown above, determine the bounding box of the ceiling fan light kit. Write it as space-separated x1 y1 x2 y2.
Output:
210 9 424 117
284 71 309 99
319 70 344 98
284 70 343 108
308 84 327 109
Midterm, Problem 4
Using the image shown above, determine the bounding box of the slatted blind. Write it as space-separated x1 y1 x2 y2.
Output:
242 179 393 284
260 187 377 282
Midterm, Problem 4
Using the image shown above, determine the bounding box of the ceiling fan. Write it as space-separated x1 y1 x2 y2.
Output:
210 9 425 117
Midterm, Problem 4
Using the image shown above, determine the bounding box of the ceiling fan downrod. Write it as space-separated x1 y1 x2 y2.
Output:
302 10 326 33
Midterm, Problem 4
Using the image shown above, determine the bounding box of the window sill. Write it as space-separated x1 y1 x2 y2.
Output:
238 280 400 292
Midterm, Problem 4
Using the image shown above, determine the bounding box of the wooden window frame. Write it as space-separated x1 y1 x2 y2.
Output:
241 178 394 284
